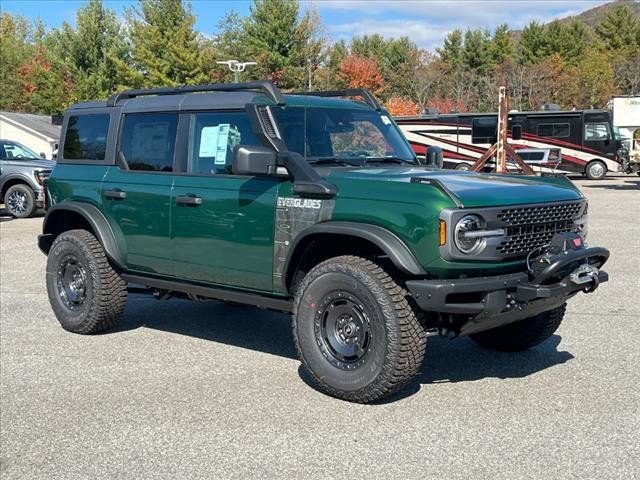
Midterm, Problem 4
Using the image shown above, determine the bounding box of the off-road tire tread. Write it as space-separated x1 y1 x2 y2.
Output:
292 255 426 403
470 304 566 352
48 229 127 334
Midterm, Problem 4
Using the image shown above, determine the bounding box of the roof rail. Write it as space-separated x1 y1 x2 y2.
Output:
291 88 382 111
106 80 286 107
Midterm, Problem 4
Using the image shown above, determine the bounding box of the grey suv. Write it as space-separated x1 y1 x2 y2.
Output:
1 140 54 217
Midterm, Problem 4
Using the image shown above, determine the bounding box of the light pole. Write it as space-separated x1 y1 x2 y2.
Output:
216 60 257 83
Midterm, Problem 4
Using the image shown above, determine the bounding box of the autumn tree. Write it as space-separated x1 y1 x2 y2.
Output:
338 54 385 94
0 14 34 110
385 96 420 116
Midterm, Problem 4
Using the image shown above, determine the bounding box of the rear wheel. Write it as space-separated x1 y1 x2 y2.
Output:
292 255 426 403
5 184 36 218
585 160 606 180
46 229 127 334
469 304 566 352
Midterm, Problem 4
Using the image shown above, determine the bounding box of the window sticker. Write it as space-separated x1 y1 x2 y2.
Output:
380 115 392 125
199 124 242 165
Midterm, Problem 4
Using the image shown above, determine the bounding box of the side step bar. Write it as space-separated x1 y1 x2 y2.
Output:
121 274 293 313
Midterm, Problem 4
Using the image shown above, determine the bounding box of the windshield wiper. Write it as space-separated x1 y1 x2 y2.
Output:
362 157 415 165
308 158 364 167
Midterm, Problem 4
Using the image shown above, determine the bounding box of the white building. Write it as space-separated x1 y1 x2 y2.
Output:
0 112 61 159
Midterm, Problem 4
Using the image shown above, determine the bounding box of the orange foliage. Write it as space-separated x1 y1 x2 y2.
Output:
385 96 420 116
424 96 467 114
338 54 385 95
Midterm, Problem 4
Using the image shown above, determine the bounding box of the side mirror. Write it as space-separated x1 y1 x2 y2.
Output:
40 152 46 159
512 125 522 141
425 146 443 168
232 145 277 176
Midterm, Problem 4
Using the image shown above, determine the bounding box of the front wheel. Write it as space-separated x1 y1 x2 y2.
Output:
585 160 607 180
5 184 37 218
470 304 566 352
292 256 427 403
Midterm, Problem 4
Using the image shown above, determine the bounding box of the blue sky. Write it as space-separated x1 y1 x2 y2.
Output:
2 0 612 51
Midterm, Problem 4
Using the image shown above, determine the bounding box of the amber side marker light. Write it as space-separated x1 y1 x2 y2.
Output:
439 219 446 246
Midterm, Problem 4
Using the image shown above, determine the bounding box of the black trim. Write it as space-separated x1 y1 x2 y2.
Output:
122 274 293 312
40 202 125 269
284 221 426 284
107 81 286 107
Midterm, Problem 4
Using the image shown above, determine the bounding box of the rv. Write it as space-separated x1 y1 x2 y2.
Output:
396 108 627 179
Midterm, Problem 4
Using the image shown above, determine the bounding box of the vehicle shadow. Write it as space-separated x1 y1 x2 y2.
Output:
581 180 640 191
116 294 573 403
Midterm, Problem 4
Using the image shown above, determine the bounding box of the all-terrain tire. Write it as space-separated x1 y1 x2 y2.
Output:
292 255 427 403
46 229 127 334
5 184 37 218
469 304 566 352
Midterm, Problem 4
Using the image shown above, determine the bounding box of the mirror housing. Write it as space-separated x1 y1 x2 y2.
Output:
232 145 278 176
511 125 522 141
425 146 443 168
39 152 47 159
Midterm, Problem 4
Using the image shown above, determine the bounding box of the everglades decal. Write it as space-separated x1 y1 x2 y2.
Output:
273 196 334 285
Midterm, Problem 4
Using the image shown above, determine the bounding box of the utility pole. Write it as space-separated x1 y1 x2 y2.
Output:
216 60 257 83
496 85 508 173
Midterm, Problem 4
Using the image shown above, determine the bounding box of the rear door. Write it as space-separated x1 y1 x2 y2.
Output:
101 112 178 275
170 110 281 292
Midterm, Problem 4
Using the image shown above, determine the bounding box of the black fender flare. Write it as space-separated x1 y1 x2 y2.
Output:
284 221 426 287
39 202 126 270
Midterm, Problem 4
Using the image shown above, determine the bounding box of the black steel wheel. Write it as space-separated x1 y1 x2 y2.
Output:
46 229 127 334
5 184 36 218
293 255 427 403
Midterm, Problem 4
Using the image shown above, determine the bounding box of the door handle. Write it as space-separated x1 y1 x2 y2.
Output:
105 189 126 199
176 195 202 206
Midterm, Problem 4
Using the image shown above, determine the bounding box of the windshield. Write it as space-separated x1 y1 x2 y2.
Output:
0 141 41 159
271 106 417 165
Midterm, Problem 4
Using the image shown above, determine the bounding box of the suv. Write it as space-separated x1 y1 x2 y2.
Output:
38 81 609 403
1 140 54 218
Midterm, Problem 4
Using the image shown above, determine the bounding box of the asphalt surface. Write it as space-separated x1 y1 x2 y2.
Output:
1 175 639 479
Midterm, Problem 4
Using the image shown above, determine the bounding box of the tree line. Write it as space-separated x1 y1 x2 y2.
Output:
1 0 639 116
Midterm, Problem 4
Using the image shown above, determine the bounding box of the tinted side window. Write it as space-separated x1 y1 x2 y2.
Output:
471 117 497 144
121 113 178 172
188 112 259 174
537 123 570 138
63 114 110 160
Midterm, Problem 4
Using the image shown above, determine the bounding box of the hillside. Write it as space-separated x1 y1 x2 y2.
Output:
559 0 640 27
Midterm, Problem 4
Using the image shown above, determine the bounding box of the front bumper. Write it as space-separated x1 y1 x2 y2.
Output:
406 246 609 336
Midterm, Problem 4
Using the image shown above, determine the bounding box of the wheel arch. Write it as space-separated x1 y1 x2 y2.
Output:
39 202 126 270
283 221 426 293
1 176 35 200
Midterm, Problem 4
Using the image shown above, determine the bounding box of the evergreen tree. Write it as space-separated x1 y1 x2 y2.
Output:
491 23 514 64
462 28 492 73
595 3 640 52
46 0 127 101
116 0 207 88
437 29 463 66
518 20 548 64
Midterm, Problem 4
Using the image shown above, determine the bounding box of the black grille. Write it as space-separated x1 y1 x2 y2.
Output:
257 106 277 137
496 201 584 258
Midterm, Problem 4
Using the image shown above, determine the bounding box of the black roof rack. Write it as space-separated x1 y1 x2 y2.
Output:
291 88 382 111
106 80 286 107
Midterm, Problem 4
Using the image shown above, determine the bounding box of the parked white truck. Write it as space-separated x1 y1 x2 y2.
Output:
611 96 640 175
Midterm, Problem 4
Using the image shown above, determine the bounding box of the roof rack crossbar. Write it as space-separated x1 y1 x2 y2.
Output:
291 88 382 111
106 80 286 107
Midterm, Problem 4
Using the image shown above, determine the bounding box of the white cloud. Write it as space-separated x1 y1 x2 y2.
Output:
317 0 612 50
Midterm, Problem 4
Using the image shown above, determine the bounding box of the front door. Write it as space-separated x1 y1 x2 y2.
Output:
170 111 281 292
101 112 179 275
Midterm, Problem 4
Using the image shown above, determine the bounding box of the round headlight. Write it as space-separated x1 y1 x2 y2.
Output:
454 214 485 254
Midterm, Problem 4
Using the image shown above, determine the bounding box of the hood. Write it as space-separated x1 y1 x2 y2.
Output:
324 167 583 208
2 157 56 170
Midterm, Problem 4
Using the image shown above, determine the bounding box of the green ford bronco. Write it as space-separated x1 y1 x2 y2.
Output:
39 81 609 403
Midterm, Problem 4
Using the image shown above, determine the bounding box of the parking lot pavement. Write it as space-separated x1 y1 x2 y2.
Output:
1 175 639 480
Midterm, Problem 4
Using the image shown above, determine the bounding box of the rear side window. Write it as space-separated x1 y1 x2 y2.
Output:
63 114 110 160
120 113 178 172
